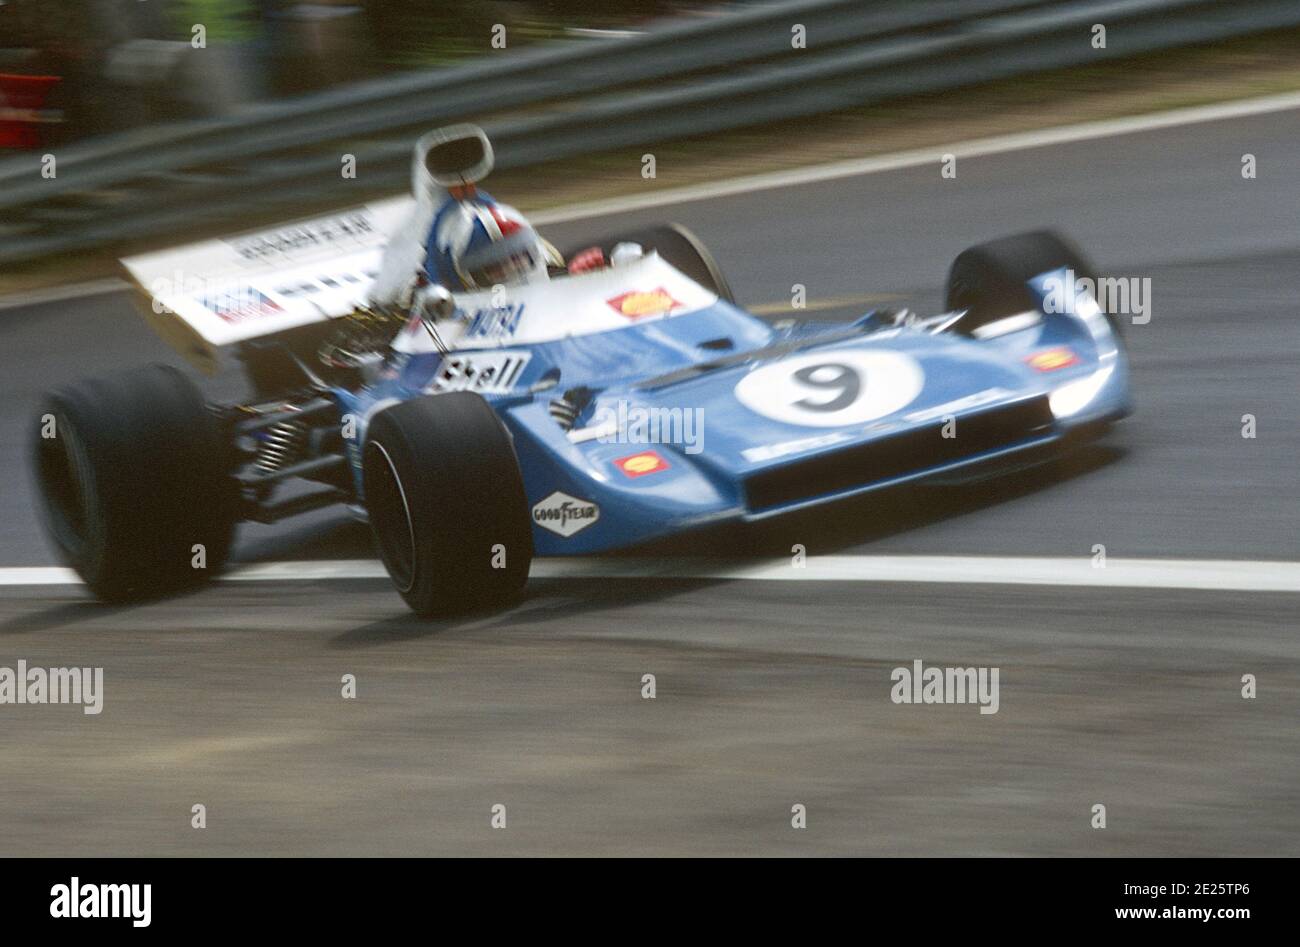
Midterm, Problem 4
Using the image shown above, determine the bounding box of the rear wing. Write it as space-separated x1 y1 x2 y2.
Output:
121 199 410 373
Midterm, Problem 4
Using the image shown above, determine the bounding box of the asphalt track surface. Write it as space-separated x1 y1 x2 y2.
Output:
0 107 1297 855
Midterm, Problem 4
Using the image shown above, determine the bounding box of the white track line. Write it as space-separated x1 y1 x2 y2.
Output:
3 556 1299 592
0 277 130 312
4 89 1300 311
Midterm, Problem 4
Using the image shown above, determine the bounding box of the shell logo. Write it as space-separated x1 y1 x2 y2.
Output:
614 451 671 478
606 288 681 320
1025 347 1079 372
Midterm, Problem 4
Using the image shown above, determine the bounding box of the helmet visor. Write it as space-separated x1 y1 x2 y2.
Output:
457 229 545 289
466 246 543 289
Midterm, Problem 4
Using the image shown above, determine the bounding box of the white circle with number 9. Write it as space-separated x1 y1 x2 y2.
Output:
734 350 925 428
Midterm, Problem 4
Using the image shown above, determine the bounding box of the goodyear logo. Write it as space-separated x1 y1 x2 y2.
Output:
531 491 599 538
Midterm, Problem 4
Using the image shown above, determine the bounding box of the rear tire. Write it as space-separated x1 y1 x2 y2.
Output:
364 392 532 617
562 222 735 303
32 364 237 601
945 230 1110 335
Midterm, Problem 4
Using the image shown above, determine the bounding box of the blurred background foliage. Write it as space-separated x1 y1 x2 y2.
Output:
0 0 697 140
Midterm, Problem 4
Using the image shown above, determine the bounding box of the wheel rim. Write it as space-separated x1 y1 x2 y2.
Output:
364 440 417 594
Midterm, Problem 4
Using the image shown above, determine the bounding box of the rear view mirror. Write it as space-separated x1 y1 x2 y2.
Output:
420 124 494 187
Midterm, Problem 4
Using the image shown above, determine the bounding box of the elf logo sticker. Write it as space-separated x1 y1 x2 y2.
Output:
531 491 600 537
614 451 671 478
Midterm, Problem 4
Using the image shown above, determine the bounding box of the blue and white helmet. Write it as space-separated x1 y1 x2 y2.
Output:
425 198 550 291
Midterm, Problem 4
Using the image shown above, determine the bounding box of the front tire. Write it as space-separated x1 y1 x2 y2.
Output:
945 230 1108 335
363 392 533 616
32 364 237 601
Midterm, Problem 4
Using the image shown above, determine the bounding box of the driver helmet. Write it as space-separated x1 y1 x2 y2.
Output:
445 200 549 291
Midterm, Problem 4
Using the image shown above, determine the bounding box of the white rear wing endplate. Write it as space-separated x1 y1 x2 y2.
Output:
121 199 410 373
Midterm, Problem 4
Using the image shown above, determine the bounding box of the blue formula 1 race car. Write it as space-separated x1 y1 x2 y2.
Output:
32 188 1129 616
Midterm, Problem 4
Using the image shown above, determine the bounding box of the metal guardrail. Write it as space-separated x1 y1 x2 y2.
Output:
0 0 1294 264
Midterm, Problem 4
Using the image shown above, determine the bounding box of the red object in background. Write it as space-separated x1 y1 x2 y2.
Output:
567 246 606 274
0 74 62 149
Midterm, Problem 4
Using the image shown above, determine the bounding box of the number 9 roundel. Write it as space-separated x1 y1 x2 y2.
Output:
733 350 924 428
